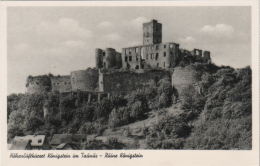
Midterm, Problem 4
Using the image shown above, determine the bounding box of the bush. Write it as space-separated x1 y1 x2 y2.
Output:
128 138 140 149
84 139 106 150
106 137 125 149
108 107 130 128
93 99 112 121
78 123 95 135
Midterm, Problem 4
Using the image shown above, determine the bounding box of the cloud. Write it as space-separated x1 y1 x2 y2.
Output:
98 21 113 28
37 18 92 40
64 40 86 48
180 37 196 44
14 43 29 50
9 43 30 57
104 33 121 41
131 17 149 27
44 47 66 56
200 24 234 37
124 17 149 29
129 41 142 46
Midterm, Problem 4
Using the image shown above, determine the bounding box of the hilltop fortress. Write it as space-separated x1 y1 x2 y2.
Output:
26 19 211 96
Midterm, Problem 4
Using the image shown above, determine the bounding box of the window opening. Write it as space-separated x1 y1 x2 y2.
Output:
155 53 159 60
129 56 132 61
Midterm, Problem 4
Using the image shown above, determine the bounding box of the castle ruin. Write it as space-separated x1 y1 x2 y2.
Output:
95 19 211 70
26 19 211 96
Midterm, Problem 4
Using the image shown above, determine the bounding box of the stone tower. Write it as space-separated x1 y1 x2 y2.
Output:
143 19 162 45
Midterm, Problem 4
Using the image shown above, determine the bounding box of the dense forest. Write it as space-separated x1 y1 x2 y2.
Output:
7 63 252 149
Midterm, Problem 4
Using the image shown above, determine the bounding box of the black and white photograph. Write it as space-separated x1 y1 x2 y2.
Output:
1 1 259 165
5 5 254 150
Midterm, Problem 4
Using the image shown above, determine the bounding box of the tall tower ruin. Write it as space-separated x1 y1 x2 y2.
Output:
143 19 162 45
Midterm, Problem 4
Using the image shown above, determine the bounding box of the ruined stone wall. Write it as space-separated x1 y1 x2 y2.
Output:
122 42 179 70
99 72 104 92
95 48 122 69
71 69 99 91
26 75 51 94
115 52 122 68
178 48 211 65
101 70 171 93
192 49 203 57
50 75 72 92
95 48 103 68
203 51 211 63
172 66 203 94
105 48 117 68
122 47 142 70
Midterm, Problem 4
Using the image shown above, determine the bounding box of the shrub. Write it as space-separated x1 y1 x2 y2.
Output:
106 137 125 149
126 138 140 149
84 139 106 150
108 107 130 128
78 123 95 134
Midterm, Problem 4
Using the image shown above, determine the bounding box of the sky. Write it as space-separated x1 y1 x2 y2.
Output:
7 6 251 94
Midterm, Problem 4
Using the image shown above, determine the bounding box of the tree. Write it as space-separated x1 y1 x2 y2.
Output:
106 137 124 149
78 123 95 134
24 116 44 133
84 139 106 150
8 110 26 140
180 85 205 121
